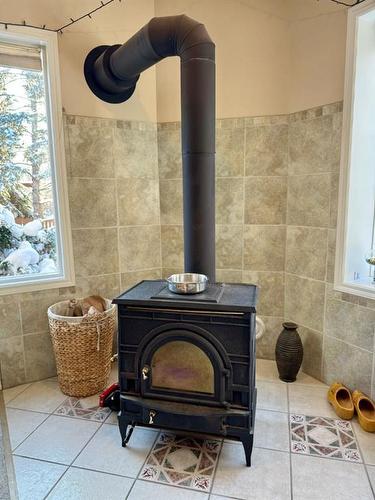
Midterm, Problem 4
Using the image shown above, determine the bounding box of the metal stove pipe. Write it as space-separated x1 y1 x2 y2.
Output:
84 15 216 281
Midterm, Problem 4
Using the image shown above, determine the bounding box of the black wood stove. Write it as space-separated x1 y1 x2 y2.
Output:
113 280 257 466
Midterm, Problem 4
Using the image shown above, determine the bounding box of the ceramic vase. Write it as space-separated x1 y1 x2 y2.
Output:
275 322 303 382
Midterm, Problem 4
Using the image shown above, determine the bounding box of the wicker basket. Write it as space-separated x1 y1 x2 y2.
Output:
48 299 116 397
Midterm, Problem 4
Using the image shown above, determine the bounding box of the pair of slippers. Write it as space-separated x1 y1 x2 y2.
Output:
328 382 375 432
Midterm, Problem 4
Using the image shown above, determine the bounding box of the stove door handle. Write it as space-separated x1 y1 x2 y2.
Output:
142 365 150 380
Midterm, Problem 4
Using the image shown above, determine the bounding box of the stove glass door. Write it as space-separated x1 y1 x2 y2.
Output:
151 340 214 394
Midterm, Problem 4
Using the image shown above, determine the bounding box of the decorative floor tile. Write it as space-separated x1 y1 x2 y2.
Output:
54 397 110 422
139 432 222 492
290 414 361 462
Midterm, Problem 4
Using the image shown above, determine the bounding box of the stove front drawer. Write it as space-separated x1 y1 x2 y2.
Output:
121 395 250 436
144 407 226 435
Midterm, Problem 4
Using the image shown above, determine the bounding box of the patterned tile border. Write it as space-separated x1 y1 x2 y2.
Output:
156 102 343 130
65 101 343 132
64 114 157 131
139 432 222 492
290 414 361 463
54 396 111 422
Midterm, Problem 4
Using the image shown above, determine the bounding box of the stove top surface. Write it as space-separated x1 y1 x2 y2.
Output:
113 280 257 312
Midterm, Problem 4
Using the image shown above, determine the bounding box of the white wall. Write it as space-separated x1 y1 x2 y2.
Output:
288 0 347 113
0 0 158 121
155 0 291 121
0 0 349 121
154 0 348 121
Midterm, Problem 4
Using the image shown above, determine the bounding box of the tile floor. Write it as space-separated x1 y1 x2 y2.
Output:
1 360 375 500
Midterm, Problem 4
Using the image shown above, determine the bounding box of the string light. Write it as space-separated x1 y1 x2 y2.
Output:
327 0 366 5
0 0 120 34
0 0 366 34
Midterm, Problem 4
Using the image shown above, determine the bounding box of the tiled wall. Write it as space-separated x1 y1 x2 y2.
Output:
0 115 161 389
158 103 375 397
1 105 374 395
285 104 375 398
158 116 288 362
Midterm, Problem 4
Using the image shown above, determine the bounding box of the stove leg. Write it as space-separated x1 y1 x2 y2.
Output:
241 434 254 467
118 415 136 448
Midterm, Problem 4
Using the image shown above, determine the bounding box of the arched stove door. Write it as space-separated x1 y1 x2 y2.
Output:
138 327 231 406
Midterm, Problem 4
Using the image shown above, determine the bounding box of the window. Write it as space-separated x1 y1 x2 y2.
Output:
0 27 74 294
335 0 375 299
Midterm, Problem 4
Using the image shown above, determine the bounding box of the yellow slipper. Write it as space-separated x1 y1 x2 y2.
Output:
327 382 354 420
352 390 375 432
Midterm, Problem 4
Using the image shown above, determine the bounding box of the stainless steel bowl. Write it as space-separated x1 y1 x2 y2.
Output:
167 273 208 294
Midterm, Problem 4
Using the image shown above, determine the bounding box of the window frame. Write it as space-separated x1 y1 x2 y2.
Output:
335 0 375 300
0 26 75 295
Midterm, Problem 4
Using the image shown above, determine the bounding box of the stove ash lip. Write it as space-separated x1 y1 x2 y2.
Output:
84 15 216 281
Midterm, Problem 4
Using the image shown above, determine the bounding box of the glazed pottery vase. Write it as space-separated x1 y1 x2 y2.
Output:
275 322 303 382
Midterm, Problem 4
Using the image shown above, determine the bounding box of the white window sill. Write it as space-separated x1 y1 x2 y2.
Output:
334 278 375 300
0 275 75 296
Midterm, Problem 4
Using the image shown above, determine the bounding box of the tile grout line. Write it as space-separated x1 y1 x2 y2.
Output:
125 429 161 499
207 438 224 495
2 383 32 406
41 416 107 499
241 125 246 282
10 390 100 454
112 124 122 292
11 412 51 455
350 423 375 498
287 384 294 500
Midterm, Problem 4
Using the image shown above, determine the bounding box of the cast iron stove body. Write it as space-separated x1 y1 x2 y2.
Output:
113 279 257 466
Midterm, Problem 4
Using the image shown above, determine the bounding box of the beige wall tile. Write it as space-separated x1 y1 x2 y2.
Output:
289 115 340 175
358 297 375 311
162 267 184 279
20 296 56 334
161 225 184 269
24 333 56 382
216 178 244 225
256 316 283 360
68 178 117 228
67 124 114 178
244 177 287 225
323 335 372 394
243 225 286 271
243 271 284 317
74 274 121 300
245 124 288 176
121 269 161 289
298 326 323 381
0 303 22 339
159 179 183 225
216 225 243 269
329 172 339 228
216 127 244 177
158 129 181 179
0 337 25 388
119 225 161 272
117 178 160 226
285 274 325 332
285 226 328 281
325 298 375 352
216 269 243 283
72 228 119 277
326 229 336 283
114 128 158 179
287 174 330 227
